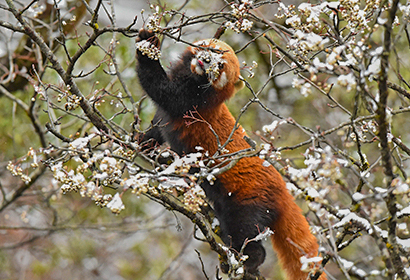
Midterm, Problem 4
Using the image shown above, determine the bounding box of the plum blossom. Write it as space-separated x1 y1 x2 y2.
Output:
106 193 125 214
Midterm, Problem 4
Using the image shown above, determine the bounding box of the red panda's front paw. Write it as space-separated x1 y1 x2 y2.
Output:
136 29 161 60
136 29 160 47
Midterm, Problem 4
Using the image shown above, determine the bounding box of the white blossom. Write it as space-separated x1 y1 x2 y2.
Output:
337 73 356 91
69 134 96 150
106 193 125 214
300 255 323 272
333 209 373 234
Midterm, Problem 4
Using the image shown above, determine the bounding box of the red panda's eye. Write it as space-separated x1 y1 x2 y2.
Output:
204 57 211 63
218 62 224 69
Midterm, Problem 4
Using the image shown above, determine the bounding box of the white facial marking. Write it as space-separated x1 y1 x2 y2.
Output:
214 71 228 89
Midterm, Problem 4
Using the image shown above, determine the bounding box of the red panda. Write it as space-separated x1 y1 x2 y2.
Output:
136 29 326 280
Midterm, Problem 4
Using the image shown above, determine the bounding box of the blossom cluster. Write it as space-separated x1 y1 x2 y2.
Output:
259 143 282 162
225 1 254 33
135 40 161 60
279 0 393 96
16 134 208 215
338 0 380 32
51 161 86 194
401 2 410 23
122 152 208 213
145 4 162 32
6 147 46 184
346 119 378 144
182 183 207 213
57 90 83 111
7 161 31 184
286 146 345 203
285 141 410 262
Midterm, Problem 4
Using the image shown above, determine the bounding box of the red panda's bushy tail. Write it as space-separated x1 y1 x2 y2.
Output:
270 190 326 280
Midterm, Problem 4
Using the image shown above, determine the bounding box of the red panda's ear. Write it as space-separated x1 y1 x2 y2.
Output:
234 75 245 93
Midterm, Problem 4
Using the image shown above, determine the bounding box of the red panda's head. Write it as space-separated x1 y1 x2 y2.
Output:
188 39 244 99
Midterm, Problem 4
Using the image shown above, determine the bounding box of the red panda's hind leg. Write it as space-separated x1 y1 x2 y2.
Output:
210 191 276 275
242 241 266 274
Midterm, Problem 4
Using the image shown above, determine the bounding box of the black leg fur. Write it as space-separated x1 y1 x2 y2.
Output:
202 180 275 273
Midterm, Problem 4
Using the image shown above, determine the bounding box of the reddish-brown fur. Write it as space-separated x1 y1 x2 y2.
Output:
136 31 326 279
173 103 325 279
